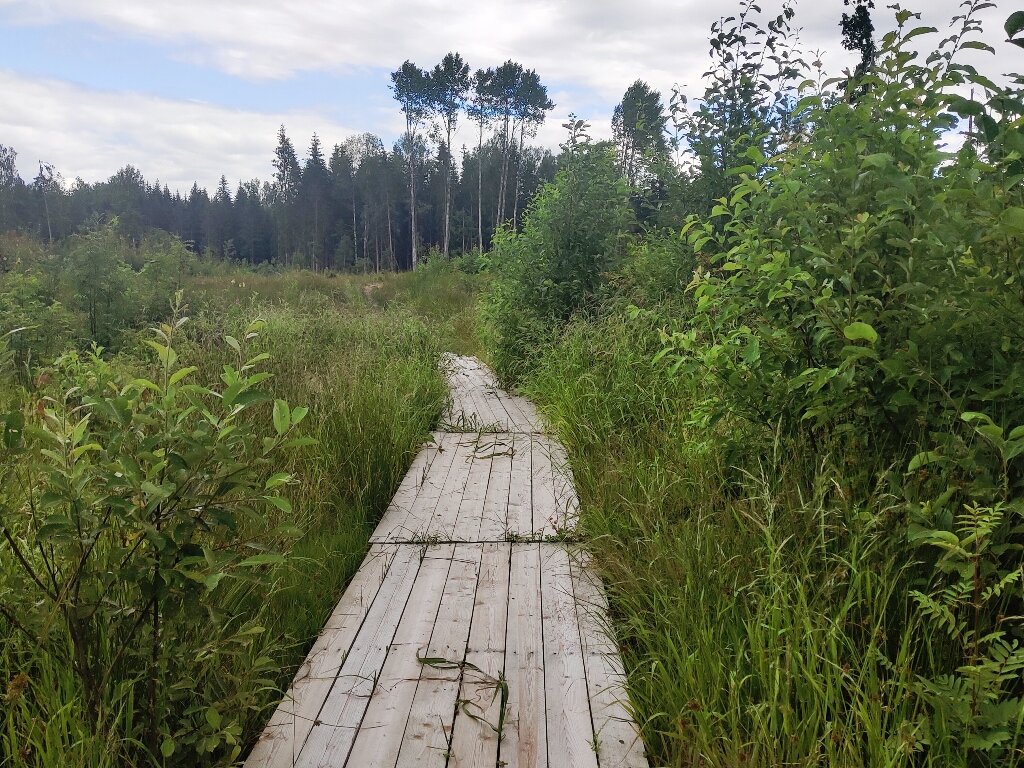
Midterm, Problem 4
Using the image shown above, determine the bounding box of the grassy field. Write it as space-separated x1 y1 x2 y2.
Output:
0 255 481 767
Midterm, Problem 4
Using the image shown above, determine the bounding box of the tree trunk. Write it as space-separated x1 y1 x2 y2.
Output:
513 122 526 228
477 121 484 251
385 185 395 269
443 127 452 257
407 129 418 269
351 184 358 270
496 113 511 225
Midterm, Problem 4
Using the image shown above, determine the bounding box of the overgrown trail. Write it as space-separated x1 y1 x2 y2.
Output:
245 355 648 768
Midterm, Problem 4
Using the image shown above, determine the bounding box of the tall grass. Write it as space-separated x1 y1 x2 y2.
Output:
0 268 470 766
521 313 1020 768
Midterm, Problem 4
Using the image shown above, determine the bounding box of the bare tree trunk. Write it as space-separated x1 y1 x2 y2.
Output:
476 121 484 250
407 134 418 269
385 185 395 269
351 184 358 270
513 122 526 228
496 113 511 225
443 129 452 257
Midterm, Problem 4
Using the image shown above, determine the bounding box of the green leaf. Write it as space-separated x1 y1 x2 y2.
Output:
1000 207 1024 235
265 472 292 490
908 451 942 472
265 495 293 514
206 707 222 730
161 738 175 758
959 40 995 53
290 406 309 426
272 399 290 436
237 553 286 567
225 335 241 354
904 26 938 41
1006 10 1024 39
843 322 878 344
168 366 198 387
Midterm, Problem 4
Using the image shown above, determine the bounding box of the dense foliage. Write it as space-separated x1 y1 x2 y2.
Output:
0 235 472 766
483 3 1024 766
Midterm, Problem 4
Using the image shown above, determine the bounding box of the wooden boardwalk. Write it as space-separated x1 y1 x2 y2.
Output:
245 356 647 768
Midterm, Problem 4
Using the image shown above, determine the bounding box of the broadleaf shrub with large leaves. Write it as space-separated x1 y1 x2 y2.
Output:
658 5 1024 759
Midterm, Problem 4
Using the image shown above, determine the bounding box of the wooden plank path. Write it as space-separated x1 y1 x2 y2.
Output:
246 356 647 768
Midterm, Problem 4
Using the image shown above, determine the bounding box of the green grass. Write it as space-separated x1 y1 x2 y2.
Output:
519 313 1023 768
0 266 480 767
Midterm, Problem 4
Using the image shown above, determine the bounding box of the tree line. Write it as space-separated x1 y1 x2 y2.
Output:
0 2 879 271
0 52 570 270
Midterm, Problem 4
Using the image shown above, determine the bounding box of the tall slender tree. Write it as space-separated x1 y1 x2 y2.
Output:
427 52 471 257
612 80 669 186
490 60 524 226
271 125 301 263
469 68 496 250
391 61 431 268
511 68 553 225
300 134 331 270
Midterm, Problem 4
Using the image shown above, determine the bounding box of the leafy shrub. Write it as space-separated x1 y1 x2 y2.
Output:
483 122 633 381
1 298 307 765
654 6 1024 761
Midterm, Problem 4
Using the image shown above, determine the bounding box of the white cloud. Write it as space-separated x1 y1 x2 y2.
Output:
0 1 1018 188
2 0 1015 98
0 69 359 192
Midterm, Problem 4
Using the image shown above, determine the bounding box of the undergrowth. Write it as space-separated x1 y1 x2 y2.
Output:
0 262 462 766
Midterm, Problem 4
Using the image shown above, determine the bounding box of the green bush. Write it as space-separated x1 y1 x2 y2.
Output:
1 301 305 764
483 125 633 382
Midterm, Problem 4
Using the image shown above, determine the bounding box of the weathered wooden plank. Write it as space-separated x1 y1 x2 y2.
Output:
376 434 442 524
295 545 423 768
371 433 462 543
345 544 456 768
547 438 581 531
532 436 562 538
478 435 514 542
500 543 547 768
248 353 649 768
395 543 482 768
495 391 528 433
541 545 599 768
244 544 399 768
505 433 534 538
447 542 510 768
570 550 649 768
422 438 476 539
451 436 498 540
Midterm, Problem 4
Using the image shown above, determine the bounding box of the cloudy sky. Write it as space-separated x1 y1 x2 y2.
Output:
0 1 1017 192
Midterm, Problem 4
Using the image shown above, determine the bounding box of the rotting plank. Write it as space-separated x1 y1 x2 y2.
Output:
569 549 649 768
295 545 423 768
541 545 599 768
395 543 482 768
345 544 456 768
500 543 547 768
448 542 510 768
244 544 399 768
